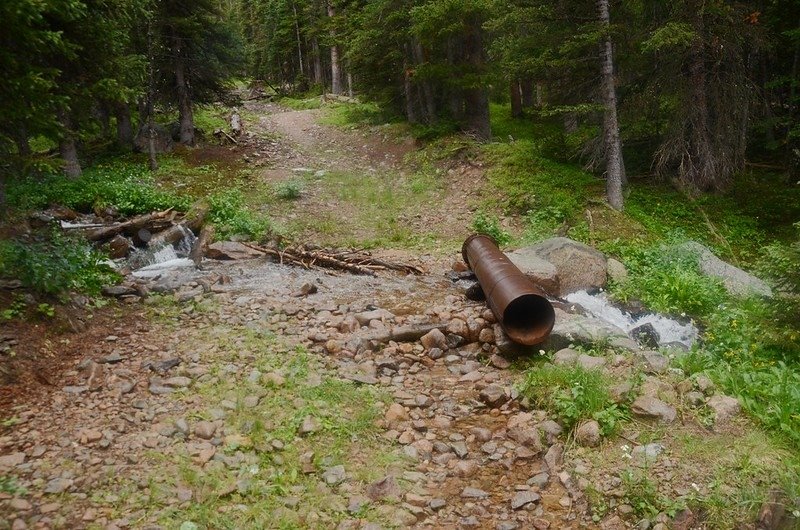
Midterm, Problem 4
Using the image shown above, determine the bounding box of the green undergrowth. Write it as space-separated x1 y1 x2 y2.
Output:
7 156 271 242
518 363 628 438
0 230 119 297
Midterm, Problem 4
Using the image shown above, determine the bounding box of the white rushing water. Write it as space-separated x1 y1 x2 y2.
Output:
128 225 197 270
564 290 698 349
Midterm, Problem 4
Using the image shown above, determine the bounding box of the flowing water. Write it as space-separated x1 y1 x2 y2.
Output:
565 290 698 349
129 225 198 278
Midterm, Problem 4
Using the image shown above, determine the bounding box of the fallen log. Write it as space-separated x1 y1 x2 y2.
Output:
86 209 173 242
236 242 422 277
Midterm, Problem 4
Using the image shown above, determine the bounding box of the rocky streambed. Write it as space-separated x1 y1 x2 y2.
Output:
0 235 772 530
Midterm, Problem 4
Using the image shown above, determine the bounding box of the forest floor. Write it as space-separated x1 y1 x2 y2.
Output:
0 98 797 530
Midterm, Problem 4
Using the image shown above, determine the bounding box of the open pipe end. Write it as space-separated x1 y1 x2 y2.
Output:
502 293 556 346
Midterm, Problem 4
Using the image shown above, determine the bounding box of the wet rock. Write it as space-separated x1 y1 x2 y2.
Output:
420 328 447 350
575 420 601 447
631 323 660 349
631 396 676 423
511 491 541 510
543 309 628 351
707 394 740 424
479 384 508 407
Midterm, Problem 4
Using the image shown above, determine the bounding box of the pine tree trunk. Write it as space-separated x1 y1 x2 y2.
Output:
97 102 111 138
510 79 523 118
462 16 491 141
115 103 134 148
535 81 544 107
411 41 436 122
312 37 324 85
13 126 31 157
327 3 343 95
404 58 418 123
292 2 305 78
686 19 714 190
347 72 353 97
597 0 623 210
521 78 534 108
58 111 82 179
174 36 195 146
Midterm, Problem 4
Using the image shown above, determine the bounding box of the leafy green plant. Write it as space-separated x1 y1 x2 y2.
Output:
471 212 511 246
518 363 627 437
36 303 55 318
0 232 119 297
1 295 26 321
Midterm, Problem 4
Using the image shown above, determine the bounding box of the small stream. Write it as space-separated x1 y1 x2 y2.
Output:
129 225 197 279
565 290 698 349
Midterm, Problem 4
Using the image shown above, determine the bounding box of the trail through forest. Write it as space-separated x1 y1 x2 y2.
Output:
0 104 585 530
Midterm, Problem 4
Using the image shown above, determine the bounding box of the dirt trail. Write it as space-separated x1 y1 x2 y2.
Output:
243 101 482 253
0 104 588 530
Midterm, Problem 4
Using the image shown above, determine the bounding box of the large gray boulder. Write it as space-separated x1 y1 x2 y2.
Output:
677 242 772 297
505 248 560 295
513 237 607 296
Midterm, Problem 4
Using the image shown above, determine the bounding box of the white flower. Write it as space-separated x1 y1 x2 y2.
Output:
691 483 700 492
249 465 260 475
539 349 546 356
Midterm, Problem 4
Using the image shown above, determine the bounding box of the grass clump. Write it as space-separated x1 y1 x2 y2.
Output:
0 231 119 297
208 188 270 240
471 211 511 246
274 179 303 200
518 363 627 438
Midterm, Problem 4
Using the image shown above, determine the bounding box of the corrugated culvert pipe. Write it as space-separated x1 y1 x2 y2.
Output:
462 234 555 346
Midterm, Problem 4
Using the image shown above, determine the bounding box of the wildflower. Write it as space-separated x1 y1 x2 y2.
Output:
539 349 546 356
691 483 700 492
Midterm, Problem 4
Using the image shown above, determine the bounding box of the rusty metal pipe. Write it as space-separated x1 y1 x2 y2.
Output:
462 234 555 345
